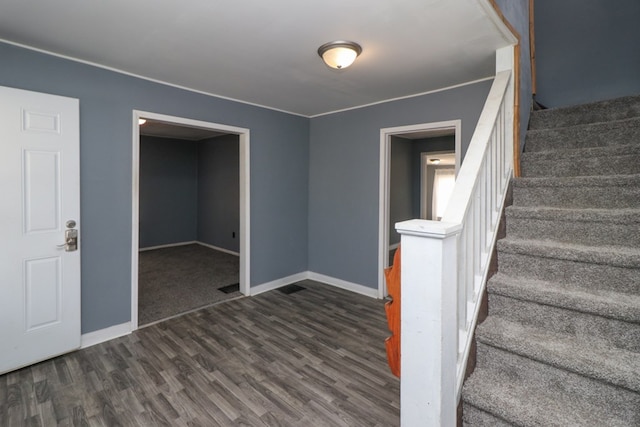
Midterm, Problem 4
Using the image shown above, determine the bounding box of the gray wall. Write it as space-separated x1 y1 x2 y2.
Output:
308 80 493 289
389 137 413 246
534 0 640 108
139 136 198 248
0 41 309 334
494 0 533 149
1 20 507 330
198 134 240 252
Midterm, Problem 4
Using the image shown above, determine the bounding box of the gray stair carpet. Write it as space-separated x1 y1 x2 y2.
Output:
462 94 640 426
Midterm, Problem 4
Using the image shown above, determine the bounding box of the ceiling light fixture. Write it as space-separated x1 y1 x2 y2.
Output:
138 118 147 125
317 41 362 69
430 159 441 165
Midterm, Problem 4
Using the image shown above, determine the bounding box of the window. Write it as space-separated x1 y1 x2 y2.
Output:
432 168 455 220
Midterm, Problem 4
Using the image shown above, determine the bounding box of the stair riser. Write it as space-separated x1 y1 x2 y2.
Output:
506 217 640 248
488 294 640 353
476 342 640 422
528 96 640 129
498 251 639 294
513 185 640 209
463 404 512 426
521 154 640 177
525 119 640 152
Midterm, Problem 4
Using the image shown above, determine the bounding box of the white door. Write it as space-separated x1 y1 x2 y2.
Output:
0 86 81 374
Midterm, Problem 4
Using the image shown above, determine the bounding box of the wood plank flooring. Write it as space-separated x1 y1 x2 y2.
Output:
0 280 400 426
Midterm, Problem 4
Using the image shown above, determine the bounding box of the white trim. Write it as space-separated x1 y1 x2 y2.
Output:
308 272 379 299
196 241 240 256
250 272 310 296
138 240 240 256
80 322 131 349
378 120 462 299
138 241 197 252
132 111 250 331
251 271 379 299
311 77 495 118
477 0 519 46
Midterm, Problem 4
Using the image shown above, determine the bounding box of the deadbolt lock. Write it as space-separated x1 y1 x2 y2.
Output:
57 228 78 252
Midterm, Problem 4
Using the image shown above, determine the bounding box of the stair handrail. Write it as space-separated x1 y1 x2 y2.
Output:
396 49 515 426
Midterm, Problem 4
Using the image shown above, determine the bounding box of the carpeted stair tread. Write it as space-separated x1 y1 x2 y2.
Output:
525 116 640 152
521 155 640 178
498 238 640 269
520 143 640 163
506 205 640 224
521 144 640 177
476 316 640 393
489 273 640 323
512 175 640 209
478 342 640 422
522 142 640 159
505 206 640 247
497 250 639 295
489 293 640 353
514 173 640 188
462 405 513 426
529 94 640 130
462 367 636 427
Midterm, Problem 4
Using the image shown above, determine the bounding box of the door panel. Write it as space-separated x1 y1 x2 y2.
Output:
24 150 61 233
25 256 62 330
0 86 80 374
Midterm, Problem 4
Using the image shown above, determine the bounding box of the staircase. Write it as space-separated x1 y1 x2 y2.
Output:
461 95 640 426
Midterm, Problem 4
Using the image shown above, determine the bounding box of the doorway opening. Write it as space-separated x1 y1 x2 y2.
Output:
131 111 250 330
378 120 461 297
421 151 456 221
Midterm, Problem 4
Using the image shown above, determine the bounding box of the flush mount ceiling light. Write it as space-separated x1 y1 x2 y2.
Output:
430 159 441 164
317 41 362 69
138 118 147 125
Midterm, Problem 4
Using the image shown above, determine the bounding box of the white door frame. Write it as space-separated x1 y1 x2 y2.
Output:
131 110 250 331
378 120 461 298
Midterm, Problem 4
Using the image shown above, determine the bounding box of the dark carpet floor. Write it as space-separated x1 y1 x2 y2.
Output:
138 244 240 326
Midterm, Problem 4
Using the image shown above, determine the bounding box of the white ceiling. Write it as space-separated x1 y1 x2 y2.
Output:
0 0 513 117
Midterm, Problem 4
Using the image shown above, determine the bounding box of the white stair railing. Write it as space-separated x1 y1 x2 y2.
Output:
397 47 515 426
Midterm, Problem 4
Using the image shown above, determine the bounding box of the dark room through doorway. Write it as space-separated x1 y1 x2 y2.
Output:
135 118 243 326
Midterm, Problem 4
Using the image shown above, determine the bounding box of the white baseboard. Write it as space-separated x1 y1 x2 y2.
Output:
139 241 196 252
250 271 380 299
81 322 131 349
139 240 240 256
250 272 310 296
308 272 379 299
196 241 240 256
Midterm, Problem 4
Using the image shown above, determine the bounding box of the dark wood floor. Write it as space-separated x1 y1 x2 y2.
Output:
0 280 400 426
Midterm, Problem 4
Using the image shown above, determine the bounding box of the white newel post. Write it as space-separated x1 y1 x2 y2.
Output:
397 219 462 427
